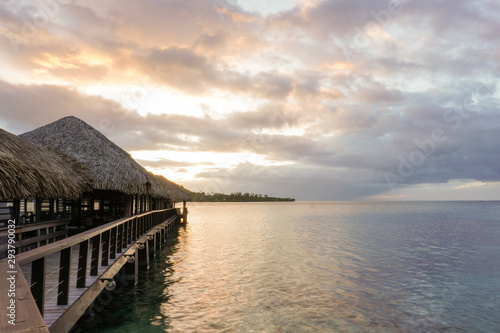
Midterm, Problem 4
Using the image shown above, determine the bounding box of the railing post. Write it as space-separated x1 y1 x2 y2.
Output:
57 247 71 305
90 234 101 276
31 257 45 316
127 219 132 245
101 230 110 266
109 227 117 260
135 217 139 240
131 218 137 242
77 240 88 288
116 224 123 253
122 221 128 249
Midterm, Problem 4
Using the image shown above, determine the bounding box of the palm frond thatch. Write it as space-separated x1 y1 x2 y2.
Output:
150 174 191 202
0 128 92 200
21 116 188 202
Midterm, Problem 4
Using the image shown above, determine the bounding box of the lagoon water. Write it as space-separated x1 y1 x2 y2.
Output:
85 202 500 332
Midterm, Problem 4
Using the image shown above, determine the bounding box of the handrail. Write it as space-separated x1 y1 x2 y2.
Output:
16 209 176 266
0 208 180 332
0 219 70 235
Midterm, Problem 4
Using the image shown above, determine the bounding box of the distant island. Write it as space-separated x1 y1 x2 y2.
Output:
173 184 295 202
180 191 295 202
190 192 295 202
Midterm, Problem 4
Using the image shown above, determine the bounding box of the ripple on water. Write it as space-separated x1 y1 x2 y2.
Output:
84 202 500 333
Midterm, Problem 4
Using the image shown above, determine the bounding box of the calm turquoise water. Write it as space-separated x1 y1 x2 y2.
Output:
81 202 500 332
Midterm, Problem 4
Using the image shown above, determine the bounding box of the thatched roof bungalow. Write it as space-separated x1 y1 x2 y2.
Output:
21 116 189 225
0 128 91 201
21 116 155 197
0 128 93 256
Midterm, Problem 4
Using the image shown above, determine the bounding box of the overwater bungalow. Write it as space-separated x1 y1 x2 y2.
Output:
0 128 92 257
0 117 190 332
21 116 186 228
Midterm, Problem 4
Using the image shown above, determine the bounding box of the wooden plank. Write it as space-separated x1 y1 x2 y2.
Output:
90 235 100 276
17 230 67 249
21 245 119 329
101 230 110 267
48 255 128 332
31 257 45 316
0 220 69 235
0 230 67 254
0 261 49 333
155 229 161 250
57 247 71 305
115 223 121 254
148 236 155 259
122 221 128 249
109 227 116 260
76 241 88 288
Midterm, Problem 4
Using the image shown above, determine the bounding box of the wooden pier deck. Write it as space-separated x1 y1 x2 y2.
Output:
20 244 121 327
0 208 183 333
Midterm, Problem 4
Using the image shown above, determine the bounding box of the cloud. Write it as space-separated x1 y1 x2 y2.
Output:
2 0 500 200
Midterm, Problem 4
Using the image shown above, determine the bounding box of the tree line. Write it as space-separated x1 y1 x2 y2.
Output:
189 191 295 202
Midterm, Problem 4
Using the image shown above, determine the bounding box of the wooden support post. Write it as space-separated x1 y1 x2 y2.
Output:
31 257 45 316
138 240 149 270
183 201 188 223
101 230 110 266
109 227 117 260
57 247 71 305
90 234 100 276
148 235 155 259
155 229 161 250
77 240 88 288
124 248 139 285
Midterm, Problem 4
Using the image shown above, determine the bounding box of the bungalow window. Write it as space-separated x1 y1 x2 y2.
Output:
54 199 67 219
20 199 37 224
94 199 101 212
81 193 92 213
0 200 14 226
40 199 52 222
103 200 111 214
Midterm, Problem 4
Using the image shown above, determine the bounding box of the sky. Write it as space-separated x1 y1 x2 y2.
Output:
1 0 500 201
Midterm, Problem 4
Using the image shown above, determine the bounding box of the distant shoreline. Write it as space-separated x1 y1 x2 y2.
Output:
187 191 295 202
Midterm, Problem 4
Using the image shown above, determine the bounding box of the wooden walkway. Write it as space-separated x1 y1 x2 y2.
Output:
0 209 183 333
20 243 124 327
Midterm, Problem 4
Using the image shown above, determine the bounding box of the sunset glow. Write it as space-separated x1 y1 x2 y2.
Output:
1 0 500 200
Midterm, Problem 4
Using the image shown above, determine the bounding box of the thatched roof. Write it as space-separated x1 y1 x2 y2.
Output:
150 174 191 202
21 116 188 201
0 128 92 200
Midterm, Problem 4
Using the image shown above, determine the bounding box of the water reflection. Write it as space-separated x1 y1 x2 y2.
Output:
81 202 500 333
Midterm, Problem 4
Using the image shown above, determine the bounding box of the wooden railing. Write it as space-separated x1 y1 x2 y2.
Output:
0 208 180 332
16 209 177 316
0 220 70 259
